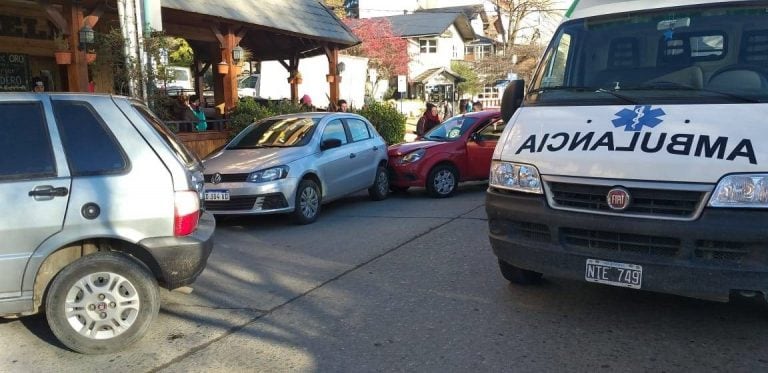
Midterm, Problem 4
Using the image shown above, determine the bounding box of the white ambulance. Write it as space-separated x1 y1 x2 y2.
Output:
488 0 768 301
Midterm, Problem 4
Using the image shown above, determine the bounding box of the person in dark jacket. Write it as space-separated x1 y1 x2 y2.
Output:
416 102 441 137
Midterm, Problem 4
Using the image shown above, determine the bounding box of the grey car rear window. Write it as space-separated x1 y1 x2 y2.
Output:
53 101 128 176
133 104 200 165
0 102 56 180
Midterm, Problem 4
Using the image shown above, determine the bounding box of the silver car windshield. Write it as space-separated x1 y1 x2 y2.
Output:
229 117 319 149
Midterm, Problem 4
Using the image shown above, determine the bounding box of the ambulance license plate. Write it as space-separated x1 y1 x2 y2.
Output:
585 259 642 289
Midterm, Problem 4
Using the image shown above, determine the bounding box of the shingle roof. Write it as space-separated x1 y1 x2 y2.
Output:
415 4 486 21
466 34 497 46
413 67 466 83
161 0 360 46
359 12 475 40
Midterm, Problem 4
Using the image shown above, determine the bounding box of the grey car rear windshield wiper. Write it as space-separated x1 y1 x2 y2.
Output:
529 85 638 104
625 82 762 103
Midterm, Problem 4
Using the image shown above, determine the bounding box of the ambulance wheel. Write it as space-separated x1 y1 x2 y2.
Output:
498 259 542 285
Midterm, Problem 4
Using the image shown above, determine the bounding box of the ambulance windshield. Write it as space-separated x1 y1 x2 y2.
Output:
528 4 768 105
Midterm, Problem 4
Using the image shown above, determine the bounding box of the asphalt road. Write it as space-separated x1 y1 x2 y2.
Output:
2 184 768 372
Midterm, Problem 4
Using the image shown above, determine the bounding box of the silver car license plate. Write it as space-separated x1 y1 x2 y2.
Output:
585 259 642 289
204 190 230 201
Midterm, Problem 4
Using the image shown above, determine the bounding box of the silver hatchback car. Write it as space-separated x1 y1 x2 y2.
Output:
203 112 389 223
0 93 214 354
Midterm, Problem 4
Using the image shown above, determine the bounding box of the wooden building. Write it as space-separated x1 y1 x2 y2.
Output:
0 0 360 157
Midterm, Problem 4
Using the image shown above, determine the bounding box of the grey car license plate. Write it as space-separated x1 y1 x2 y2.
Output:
204 190 230 201
585 259 642 289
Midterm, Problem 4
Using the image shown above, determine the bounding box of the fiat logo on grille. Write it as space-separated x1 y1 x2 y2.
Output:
211 173 222 184
606 187 631 211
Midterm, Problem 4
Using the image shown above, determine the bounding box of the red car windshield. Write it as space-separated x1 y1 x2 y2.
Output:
423 116 478 142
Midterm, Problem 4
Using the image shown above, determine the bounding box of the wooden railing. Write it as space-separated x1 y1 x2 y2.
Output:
164 118 230 133
166 119 232 159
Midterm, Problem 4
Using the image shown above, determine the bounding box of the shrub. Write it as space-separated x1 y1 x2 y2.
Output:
228 98 304 140
356 101 406 145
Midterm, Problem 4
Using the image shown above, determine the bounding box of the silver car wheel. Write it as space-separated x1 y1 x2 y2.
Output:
300 185 319 218
433 169 455 195
64 272 140 340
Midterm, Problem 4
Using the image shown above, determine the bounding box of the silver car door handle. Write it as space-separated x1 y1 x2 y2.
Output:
29 186 69 197
373 146 379 151
349 153 356 159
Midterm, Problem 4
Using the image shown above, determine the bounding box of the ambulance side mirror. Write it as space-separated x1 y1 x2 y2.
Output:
500 80 525 123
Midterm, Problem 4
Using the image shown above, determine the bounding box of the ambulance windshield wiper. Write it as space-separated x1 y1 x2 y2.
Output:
529 85 638 104
626 82 761 103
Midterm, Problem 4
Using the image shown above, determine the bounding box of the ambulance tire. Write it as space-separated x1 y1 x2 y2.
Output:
498 259 542 285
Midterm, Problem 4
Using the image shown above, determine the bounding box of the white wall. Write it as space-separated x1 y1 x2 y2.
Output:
259 55 369 110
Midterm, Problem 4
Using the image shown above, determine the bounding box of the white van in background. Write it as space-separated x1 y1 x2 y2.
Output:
237 74 261 98
158 66 193 94
487 0 768 302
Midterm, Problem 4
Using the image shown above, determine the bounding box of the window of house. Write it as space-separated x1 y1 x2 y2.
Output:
0 102 56 180
475 45 493 59
482 84 499 99
420 39 437 54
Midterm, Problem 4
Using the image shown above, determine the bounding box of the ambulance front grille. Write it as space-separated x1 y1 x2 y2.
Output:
547 182 705 219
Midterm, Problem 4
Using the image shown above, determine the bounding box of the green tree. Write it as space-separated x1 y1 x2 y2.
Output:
168 38 193 67
451 61 481 96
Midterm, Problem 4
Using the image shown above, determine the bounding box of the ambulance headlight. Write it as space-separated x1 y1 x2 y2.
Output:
489 161 543 194
709 174 768 207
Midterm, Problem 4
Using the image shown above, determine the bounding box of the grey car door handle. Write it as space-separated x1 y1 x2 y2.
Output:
373 146 379 151
29 186 69 197
349 153 356 159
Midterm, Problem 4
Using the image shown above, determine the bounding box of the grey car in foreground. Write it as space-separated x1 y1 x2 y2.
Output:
203 112 389 223
0 93 214 354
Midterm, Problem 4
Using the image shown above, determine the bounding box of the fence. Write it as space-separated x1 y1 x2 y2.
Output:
478 98 501 109
167 119 232 159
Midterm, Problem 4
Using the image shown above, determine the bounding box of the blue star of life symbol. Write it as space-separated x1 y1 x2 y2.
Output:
612 105 666 132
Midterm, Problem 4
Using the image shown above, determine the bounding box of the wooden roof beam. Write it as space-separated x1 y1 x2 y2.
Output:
84 3 104 28
40 1 69 35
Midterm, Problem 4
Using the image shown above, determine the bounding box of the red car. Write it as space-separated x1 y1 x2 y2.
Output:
388 110 506 197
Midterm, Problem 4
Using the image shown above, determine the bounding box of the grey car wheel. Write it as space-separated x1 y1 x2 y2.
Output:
293 179 321 224
45 252 159 354
427 164 458 198
368 166 389 201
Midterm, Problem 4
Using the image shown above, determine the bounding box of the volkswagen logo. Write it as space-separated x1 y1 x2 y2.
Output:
606 187 631 211
211 173 222 184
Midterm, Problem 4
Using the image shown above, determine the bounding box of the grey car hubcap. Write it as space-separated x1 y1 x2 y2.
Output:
64 272 140 340
300 185 319 218
433 170 455 195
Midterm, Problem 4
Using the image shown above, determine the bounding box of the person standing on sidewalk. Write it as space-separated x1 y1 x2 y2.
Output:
337 99 349 112
416 102 441 137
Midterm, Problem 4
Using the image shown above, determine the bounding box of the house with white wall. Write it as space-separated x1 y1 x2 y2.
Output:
355 9 475 103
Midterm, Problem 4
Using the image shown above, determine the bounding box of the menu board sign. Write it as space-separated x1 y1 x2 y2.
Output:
0 53 29 92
